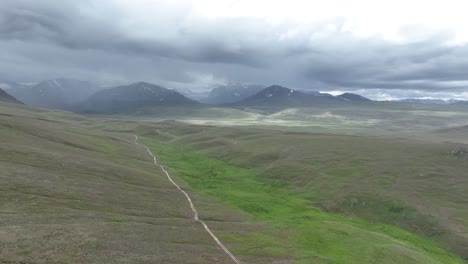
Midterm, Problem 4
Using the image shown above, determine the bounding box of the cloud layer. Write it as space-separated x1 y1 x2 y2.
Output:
1 0 468 98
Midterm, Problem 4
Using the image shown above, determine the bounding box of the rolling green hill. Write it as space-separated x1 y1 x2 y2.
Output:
1 102 466 263
0 103 246 263
136 121 468 262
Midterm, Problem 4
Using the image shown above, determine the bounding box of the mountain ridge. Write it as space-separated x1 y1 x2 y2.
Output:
205 83 266 104
233 85 371 107
0 88 22 104
79 82 199 114
7 78 97 109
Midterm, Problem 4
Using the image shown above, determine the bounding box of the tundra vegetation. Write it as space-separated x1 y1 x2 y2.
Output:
1 101 467 263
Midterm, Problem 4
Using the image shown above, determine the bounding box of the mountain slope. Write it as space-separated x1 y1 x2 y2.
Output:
80 82 199 114
141 122 467 263
206 84 266 104
8 78 97 109
338 92 371 102
0 88 22 103
0 103 247 263
173 87 210 101
234 85 345 108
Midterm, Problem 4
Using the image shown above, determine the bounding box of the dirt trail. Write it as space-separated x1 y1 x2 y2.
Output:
134 135 241 264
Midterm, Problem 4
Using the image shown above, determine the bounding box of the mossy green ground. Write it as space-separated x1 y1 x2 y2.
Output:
138 122 468 258
141 137 465 263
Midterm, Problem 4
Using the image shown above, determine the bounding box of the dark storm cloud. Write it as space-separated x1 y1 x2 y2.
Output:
302 37 468 91
0 1 66 36
1 0 468 97
0 0 267 66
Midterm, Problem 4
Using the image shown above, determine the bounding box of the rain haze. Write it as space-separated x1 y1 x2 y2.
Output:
2 0 468 100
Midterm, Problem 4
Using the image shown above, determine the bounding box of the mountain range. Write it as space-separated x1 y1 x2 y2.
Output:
204 83 266 104
79 82 198 114
2 79 376 113
233 85 370 107
18 78 468 114
6 78 97 110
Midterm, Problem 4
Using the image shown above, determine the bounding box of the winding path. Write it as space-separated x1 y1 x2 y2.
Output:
133 135 241 264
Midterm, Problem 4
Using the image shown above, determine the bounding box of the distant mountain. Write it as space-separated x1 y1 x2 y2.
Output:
0 81 32 91
79 82 198 114
396 98 463 105
8 78 97 109
173 87 210 101
338 93 371 102
297 90 323 96
233 85 359 107
206 84 266 104
0 88 22 104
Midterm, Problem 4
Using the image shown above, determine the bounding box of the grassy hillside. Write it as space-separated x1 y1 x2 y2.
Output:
432 125 468 144
136 122 467 262
1 102 466 263
0 103 252 263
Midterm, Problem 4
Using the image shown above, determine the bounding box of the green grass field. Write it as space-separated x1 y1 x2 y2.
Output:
138 134 464 263
135 121 468 261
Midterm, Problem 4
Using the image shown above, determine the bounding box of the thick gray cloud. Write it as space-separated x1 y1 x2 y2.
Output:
1 0 468 98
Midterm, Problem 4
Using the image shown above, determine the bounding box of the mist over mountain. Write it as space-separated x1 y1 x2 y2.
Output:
6 76 467 111
297 90 323 96
0 88 22 104
2 77 379 111
204 84 266 104
7 78 97 110
338 93 372 102
0 81 31 91
79 82 198 114
173 87 210 102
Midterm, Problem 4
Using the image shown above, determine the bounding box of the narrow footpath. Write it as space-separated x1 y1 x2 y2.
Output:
134 135 241 264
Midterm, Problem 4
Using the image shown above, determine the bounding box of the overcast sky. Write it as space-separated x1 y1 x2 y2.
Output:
1 0 468 100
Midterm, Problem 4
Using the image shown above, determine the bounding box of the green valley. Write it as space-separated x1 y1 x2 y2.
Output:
1 100 467 263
